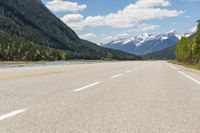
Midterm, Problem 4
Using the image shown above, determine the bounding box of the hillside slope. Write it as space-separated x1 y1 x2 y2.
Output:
0 0 140 61
142 45 176 60
142 33 197 60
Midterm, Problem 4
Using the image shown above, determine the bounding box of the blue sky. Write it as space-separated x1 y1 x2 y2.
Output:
42 0 200 43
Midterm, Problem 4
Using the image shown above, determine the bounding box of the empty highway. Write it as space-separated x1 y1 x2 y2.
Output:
0 61 200 132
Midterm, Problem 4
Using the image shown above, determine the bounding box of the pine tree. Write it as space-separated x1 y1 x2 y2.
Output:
195 20 200 62
176 37 192 62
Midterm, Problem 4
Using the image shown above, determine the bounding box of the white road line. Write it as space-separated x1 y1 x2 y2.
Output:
74 82 101 92
125 70 132 73
0 109 27 121
111 74 122 79
167 63 200 85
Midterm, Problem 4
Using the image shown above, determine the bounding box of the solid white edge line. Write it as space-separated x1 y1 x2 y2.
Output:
111 74 122 79
0 109 27 121
167 63 200 85
74 82 101 92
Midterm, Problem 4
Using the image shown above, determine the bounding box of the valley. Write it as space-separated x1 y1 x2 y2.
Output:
0 0 200 132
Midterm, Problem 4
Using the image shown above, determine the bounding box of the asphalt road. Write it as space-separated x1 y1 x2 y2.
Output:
0 61 200 133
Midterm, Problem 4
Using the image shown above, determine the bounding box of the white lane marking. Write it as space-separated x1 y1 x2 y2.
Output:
74 82 101 92
0 109 27 121
125 70 132 73
167 63 200 85
111 74 122 79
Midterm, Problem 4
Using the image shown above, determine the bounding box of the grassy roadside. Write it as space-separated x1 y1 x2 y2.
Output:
169 60 200 71
0 60 120 66
0 61 47 66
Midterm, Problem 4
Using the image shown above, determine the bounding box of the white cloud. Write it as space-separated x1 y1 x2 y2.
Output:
79 33 97 40
126 24 159 33
84 0 181 28
101 33 130 43
188 0 200 2
61 14 85 30
134 0 171 7
60 0 182 31
184 15 191 18
136 24 160 32
101 34 107 37
46 0 87 12
102 36 115 42
117 33 130 38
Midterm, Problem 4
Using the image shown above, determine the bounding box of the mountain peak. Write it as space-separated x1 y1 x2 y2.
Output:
191 26 197 32
166 29 179 36
168 29 176 34
103 30 180 55
183 26 197 37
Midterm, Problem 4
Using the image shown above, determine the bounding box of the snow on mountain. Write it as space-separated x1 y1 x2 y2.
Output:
183 26 197 37
107 30 180 47
102 27 197 56
102 30 181 55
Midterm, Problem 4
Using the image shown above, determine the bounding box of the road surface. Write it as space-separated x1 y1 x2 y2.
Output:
0 61 200 132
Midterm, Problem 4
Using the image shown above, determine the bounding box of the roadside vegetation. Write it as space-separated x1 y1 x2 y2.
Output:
0 31 70 61
0 30 140 61
175 20 200 68
0 0 140 61
169 60 200 70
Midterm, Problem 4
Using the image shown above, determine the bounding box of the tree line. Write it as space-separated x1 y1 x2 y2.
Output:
0 31 139 61
0 31 70 61
176 20 200 65
0 0 140 61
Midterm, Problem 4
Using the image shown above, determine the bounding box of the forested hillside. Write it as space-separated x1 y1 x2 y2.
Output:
0 31 70 61
0 0 140 61
176 20 200 64
143 45 176 60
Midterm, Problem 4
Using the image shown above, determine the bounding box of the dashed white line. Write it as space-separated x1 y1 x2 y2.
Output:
0 109 27 121
167 63 200 85
74 82 101 92
111 74 123 79
125 70 132 73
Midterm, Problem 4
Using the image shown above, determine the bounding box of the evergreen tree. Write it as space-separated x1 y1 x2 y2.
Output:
176 19 200 65
176 37 192 62
193 20 200 63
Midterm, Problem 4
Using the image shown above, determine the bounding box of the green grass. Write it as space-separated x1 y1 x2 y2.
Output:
0 61 46 66
0 60 117 66
169 60 200 70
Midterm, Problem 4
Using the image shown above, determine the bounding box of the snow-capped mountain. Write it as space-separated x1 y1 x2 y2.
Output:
142 27 197 60
102 30 181 55
183 26 197 37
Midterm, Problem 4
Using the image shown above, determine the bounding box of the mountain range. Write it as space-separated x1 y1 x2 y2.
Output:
142 31 196 60
102 27 196 58
0 0 140 61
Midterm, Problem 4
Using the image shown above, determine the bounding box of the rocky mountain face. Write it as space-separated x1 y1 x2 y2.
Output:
142 27 197 60
103 30 181 55
103 27 196 56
